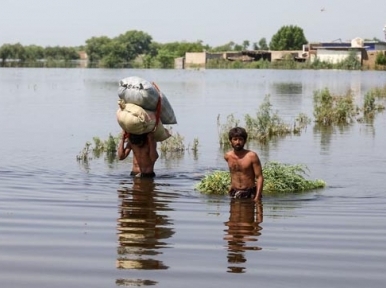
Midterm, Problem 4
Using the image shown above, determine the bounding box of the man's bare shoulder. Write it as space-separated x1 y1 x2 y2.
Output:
247 150 262 163
224 150 234 159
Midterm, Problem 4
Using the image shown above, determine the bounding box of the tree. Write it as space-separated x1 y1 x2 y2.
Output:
24 45 45 61
210 41 236 52
159 40 207 57
85 36 112 63
269 25 307 50
115 30 153 61
258 38 269 50
0 44 13 63
156 48 175 68
242 40 250 50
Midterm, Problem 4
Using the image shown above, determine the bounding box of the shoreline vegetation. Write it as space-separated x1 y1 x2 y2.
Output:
1 27 386 70
77 85 386 195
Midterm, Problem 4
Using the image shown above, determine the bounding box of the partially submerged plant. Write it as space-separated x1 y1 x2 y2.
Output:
76 142 92 162
160 126 186 153
195 161 326 195
217 95 309 145
77 134 120 162
190 137 199 152
362 90 386 120
313 88 357 125
217 114 239 147
245 95 293 142
368 85 386 98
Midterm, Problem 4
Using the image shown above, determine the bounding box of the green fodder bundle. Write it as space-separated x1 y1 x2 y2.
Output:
262 161 326 193
195 170 231 195
196 161 326 195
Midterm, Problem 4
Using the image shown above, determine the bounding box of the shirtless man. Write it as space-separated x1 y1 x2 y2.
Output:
224 127 264 201
117 130 159 178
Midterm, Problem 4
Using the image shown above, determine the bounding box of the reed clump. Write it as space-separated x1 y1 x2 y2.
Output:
196 161 326 195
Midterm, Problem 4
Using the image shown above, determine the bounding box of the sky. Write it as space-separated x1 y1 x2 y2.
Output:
1 0 385 48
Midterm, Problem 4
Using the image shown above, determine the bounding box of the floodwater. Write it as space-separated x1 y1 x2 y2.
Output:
0 68 386 288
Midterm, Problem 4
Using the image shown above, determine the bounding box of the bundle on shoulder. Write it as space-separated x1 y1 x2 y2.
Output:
116 76 177 142
118 76 177 125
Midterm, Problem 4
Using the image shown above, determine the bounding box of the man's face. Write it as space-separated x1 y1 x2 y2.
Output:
230 136 245 151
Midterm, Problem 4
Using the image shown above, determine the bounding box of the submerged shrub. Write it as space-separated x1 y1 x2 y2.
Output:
217 95 309 145
196 161 326 195
160 126 185 153
217 114 240 148
313 88 356 125
245 95 292 142
363 89 386 119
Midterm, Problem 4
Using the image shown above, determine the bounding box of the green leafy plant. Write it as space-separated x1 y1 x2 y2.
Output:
217 95 309 145
196 161 326 195
76 133 119 162
313 88 357 125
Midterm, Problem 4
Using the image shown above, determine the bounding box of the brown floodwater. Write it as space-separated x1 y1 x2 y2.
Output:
0 68 385 288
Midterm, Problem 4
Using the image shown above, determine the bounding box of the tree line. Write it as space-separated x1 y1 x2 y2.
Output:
0 25 307 68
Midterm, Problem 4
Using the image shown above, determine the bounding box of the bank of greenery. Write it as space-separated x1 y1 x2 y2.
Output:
2 26 385 70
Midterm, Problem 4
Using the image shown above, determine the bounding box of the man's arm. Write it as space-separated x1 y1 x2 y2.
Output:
147 132 159 163
117 130 131 160
252 152 264 201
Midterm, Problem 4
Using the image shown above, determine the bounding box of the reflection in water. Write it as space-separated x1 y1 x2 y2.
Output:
224 200 263 273
273 82 303 95
116 178 175 286
313 124 352 154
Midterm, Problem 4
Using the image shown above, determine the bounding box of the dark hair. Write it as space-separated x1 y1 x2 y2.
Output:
228 127 248 141
129 133 148 146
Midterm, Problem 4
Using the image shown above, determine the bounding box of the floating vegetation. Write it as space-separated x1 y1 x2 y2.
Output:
195 161 326 195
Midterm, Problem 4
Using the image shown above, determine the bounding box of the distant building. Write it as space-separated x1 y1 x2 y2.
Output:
176 38 386 69
306 38 386 69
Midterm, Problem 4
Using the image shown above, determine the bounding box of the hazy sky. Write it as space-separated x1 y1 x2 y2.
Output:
1 0 385 47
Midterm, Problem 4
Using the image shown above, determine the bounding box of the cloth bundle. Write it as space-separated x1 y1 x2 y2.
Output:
118 76 177 124
116 100 171 142
116 76 176 142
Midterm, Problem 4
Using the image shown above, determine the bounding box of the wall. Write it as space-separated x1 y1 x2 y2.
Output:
316 49 361 64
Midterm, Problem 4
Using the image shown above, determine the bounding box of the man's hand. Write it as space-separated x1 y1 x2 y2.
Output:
122 130 129 140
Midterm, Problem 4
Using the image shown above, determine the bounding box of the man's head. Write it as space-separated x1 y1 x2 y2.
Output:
228 127 248 151
129 133 148 147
